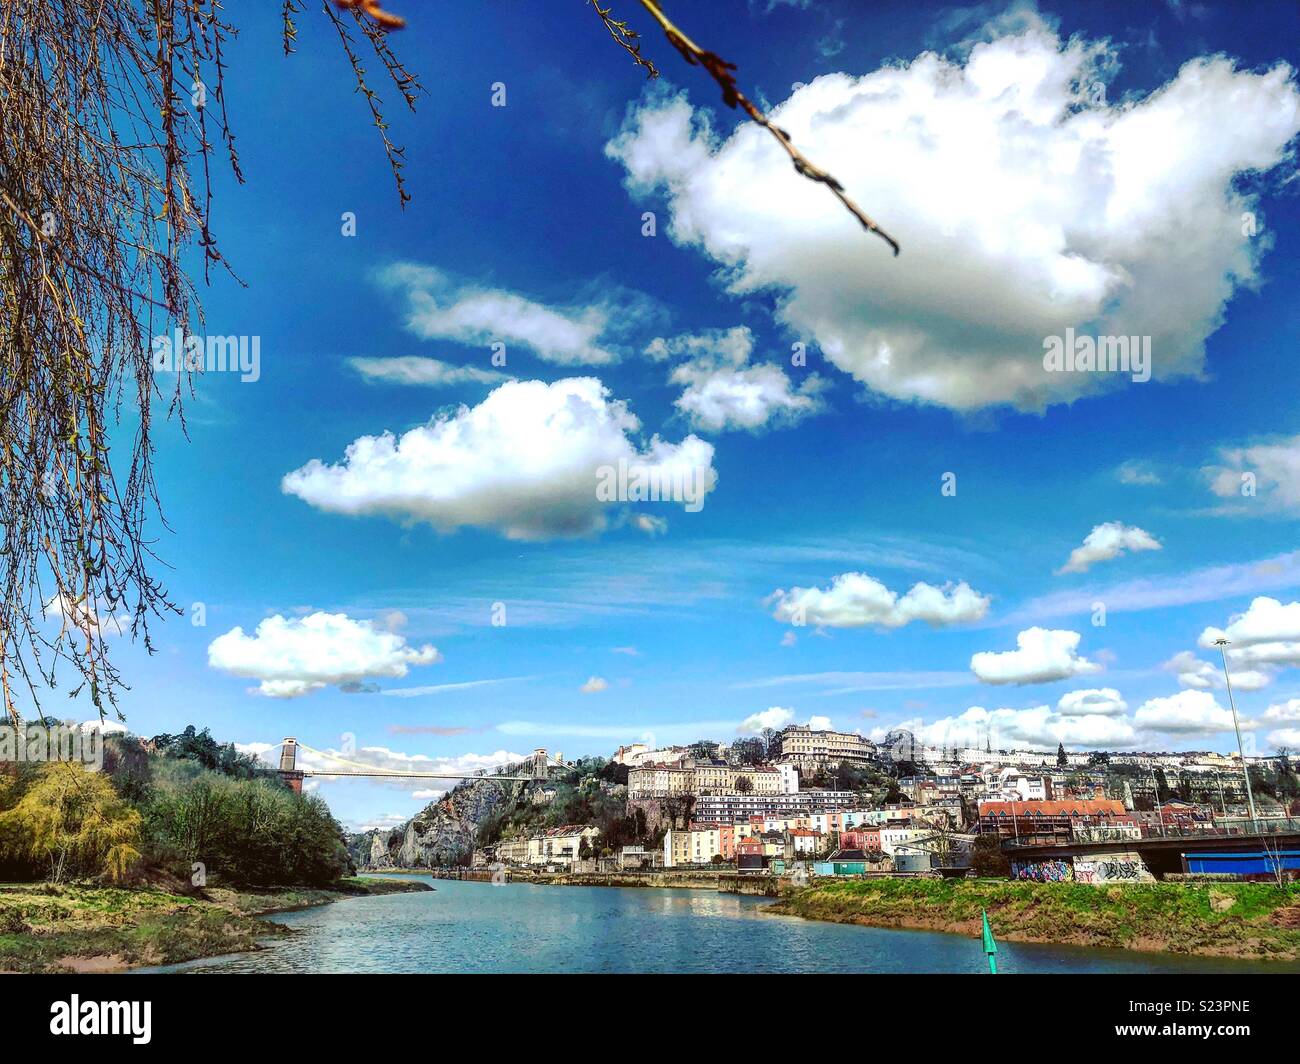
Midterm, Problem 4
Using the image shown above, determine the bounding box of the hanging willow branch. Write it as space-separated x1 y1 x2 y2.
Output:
0 1 420 727
635 0 900 255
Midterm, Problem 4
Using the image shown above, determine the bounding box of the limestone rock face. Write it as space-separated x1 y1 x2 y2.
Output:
347 777 524 869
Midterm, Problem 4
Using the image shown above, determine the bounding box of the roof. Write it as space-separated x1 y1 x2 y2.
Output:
978 799 1127 818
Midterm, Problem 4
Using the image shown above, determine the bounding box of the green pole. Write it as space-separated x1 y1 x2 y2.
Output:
981 909 998 975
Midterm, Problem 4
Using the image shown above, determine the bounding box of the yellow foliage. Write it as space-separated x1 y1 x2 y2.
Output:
0 762 142 882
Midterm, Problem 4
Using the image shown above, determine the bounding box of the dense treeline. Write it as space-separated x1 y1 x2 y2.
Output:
0 726 351 888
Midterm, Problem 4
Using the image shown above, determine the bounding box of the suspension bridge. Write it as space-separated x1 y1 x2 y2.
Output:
275 738 563 793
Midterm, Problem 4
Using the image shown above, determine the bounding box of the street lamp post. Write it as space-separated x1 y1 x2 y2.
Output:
1214 637 1259 831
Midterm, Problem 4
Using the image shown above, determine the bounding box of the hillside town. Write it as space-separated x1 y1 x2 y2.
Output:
462 725 1300 885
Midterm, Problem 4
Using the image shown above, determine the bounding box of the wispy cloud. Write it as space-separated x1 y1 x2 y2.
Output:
1004 552 1300 626
381 676 535 698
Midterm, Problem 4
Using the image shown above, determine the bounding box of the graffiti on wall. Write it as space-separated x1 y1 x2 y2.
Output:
1073 851 1151 884
1011 858 1072 882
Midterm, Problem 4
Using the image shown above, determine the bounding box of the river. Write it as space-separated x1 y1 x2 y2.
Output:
142 875 1300 974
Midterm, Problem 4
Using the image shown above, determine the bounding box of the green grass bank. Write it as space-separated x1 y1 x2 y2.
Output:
768 877 1300 960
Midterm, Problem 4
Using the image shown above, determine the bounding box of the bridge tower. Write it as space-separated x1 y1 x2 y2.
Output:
279 737 305 795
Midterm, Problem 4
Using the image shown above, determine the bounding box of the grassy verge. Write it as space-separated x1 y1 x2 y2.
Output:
0 876 433 973
768 877 1300 960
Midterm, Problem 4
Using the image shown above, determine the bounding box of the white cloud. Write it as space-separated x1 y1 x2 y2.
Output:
208 612 441 698
80 718 128 735
1262 699 1300 724
649 326 825 433
1056 687 1127 717
768 572 989 629
738 707 795 733
606 28 1300 411
377 263 658 365
1199 596 1300 647
580 676 609 694
1057 522 1161 574
1268 728 1300 749
970 627 1101 685
1134 690 1247 735
282 377 717 540
347 356 508 387
1163 649 1272 691
903 704 1135 751
1164 649 1218 690
1115 460 1162 486
806 715 833 731
1205 434 1300 514
1198 596 1300 669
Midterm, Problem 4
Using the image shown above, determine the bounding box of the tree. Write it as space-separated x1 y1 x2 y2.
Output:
2 1 896 728
1056 742 1067 768
970 834 1010 879
0 762 142 882
730 737 765 766
734 775 754 794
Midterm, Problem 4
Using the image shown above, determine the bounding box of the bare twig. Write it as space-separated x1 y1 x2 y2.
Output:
635 0 899 255
588 1 659 79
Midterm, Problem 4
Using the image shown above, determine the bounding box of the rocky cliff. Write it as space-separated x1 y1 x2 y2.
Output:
348 777 527 870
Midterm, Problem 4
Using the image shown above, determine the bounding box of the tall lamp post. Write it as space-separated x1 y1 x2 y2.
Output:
1214 637 1259 830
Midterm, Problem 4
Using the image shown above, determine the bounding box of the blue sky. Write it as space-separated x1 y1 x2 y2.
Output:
66 0 1300 829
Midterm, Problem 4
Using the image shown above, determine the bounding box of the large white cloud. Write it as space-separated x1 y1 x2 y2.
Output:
282 377 717 539
1057 522 1161 574
1198 596 1300 669
1056 687 1127 717
1205 433 1300 514
208 612 441 698
768 571 990 629
377 263 658 365
1134 690 1247 735
971 627 1101 685
901 704 1135 751
649 326 825 433
606 24 1300 411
